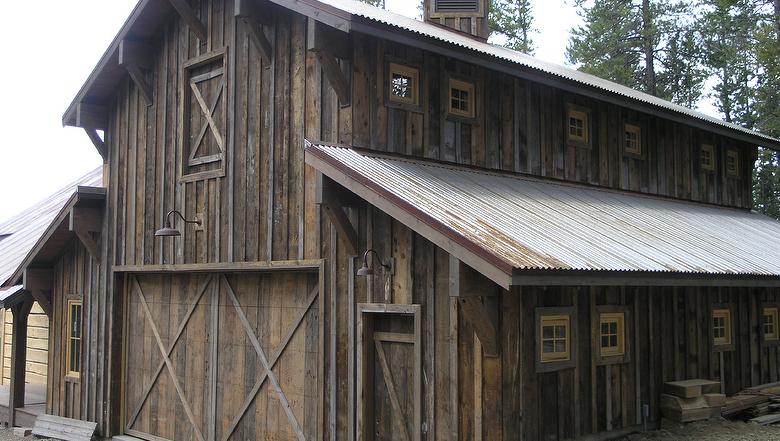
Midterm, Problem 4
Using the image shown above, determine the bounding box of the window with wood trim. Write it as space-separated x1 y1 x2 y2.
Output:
182 49 227 181
540 315 570 362
448 78 475 119
701 144 716 172
66 300 82 377
764 307 779 341
567 106 590 146
726 149 740 177
712 308 732 347
624 124 642 156
599 312 625 358
388 63 420 108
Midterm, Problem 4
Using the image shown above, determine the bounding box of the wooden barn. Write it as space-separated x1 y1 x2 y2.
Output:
8 0 780 439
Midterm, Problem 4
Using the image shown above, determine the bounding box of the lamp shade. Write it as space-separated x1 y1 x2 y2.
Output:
154 226 181 237
356 263 374 276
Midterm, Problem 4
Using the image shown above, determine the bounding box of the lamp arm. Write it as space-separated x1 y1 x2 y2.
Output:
362 249 389 269
165 210 201 226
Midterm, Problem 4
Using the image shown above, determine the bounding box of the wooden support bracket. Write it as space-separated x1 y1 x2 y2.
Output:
449 257 500 356
69 206 103 261
167 0 208 40
75 102 108 130
84 128 107 161
459 297 499 357
307 18 351 106
119 39 154 105
321 192 358 256
22 269 52 318
235 0 273 64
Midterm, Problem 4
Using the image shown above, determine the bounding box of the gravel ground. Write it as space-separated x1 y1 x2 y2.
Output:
0 427 51 441
624 418 780 441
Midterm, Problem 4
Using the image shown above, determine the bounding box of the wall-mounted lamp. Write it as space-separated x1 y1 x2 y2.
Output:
155 210 201 237
357 249 391 277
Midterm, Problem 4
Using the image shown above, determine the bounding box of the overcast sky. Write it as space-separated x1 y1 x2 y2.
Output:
0 0 716 223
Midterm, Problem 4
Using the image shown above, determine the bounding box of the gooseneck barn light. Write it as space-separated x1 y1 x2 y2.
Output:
356 249 391 277
155 210 201 237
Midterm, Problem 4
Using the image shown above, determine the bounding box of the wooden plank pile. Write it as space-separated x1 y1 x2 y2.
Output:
660 379 724 423
32 414 97 441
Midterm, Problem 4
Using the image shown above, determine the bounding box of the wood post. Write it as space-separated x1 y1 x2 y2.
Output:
8 299 33 427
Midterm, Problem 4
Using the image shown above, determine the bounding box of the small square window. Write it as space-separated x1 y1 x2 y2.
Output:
599 312 625 358
624 124 642 156
701 144 716 172
540 315 570 363
448 78 476 119
726 149 740 177
567 107 590 146
388 63 420 107
764 307 779 341
713 308 732 347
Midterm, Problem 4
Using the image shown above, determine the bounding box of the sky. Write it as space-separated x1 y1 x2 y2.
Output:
0 0 717 223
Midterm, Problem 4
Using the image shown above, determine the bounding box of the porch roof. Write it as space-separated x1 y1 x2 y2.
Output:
305 142 780 289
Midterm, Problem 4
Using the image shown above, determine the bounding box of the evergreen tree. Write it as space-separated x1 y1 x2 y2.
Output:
489 0 536 54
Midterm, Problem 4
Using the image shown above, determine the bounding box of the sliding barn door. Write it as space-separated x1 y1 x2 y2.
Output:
123 272 320 441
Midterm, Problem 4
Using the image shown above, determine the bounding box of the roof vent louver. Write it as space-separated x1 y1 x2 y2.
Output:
434 0 480 14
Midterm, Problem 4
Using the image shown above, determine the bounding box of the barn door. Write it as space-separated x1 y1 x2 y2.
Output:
357 304 421 441
123 272 320 441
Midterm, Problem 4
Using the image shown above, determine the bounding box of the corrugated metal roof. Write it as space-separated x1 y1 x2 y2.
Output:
307 143 780 278
0 167 103 286
309 0 780 147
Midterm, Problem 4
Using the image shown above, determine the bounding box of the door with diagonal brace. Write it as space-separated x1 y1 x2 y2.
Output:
123 272 320 441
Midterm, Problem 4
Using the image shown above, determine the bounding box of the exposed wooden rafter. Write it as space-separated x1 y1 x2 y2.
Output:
119 39 154 105
167 0 208 40
22 269 52 318
235 0 273 64
69 206 104 261
307 18 351 106
84 128 107 161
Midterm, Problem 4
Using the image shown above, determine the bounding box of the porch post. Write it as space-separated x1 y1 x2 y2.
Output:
8 298 33 427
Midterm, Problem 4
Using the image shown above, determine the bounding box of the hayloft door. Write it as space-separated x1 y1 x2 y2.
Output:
357 304 421 441
123 271 320 441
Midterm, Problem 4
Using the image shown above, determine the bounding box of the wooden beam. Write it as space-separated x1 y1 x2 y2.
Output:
241 17 273 64
307 18 351 106
459 297 499 357
75 102 108 130
84 128 107 161
321 191 358 256
8 299 33 427
167 0 208 40
69 206 103 261
118 39 154 105
234 0 272 25
112 259 323 274
22 269 52 318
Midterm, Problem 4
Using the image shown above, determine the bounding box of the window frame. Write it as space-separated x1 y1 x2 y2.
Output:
763 305 780 344
725 149 740 177
535 306 576 373
447 77 477 121
386 61 422 111
712 306 733 351
700 144 716 172
65 299 83 379
566 104 591 148
623 123 643 158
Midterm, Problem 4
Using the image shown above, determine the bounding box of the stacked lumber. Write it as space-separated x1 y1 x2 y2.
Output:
32 414 97 441
661 379 724 423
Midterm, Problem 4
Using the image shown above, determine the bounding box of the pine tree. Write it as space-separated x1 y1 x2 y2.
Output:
489 0 536 54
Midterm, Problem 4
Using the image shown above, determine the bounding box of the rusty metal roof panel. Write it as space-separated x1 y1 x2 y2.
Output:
307 143 780 276
0 167 103 286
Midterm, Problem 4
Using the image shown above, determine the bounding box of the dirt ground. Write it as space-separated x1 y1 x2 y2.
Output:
624 418 780 441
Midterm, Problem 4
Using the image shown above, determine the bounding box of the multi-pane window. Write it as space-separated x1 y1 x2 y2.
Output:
726 149 740 177
567 107 589 145
624 124 642 156
388 63 419 107
448 78 475 119
713 308 732 347
540 315 570 362
764 307 779 341
67 300 83 377
599 312 625 357
701 144 716 172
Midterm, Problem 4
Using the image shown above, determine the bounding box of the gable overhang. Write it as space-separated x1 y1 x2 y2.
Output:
64 0 780 151
2 187 106 288
305 142 780 290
